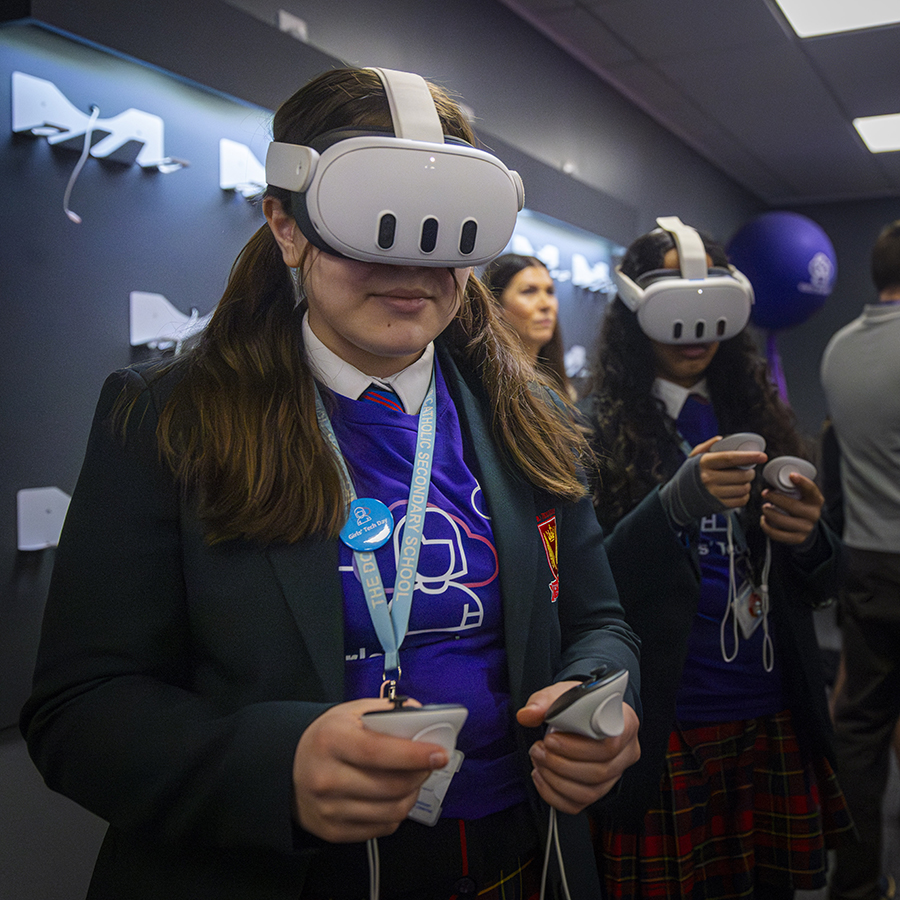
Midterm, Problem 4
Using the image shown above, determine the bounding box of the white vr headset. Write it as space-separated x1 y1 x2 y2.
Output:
265 67 524 267
613 216 754 344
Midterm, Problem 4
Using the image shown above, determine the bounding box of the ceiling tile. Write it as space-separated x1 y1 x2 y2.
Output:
601 59 796 200
537 7 636 67
582 0 789 57
500 0 900 203
801 27 900 117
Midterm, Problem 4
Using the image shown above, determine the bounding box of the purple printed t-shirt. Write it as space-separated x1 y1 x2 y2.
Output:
327 360 526 820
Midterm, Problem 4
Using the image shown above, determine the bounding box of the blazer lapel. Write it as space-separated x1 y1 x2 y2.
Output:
265 539 345 702
437 345 539 704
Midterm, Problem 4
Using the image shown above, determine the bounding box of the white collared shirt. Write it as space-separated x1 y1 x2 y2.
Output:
651 376 711 421
302 313 434 414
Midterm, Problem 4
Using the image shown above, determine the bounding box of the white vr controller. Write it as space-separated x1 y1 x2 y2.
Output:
544 668 629 739
711 431 767 469
711 433 816 496
763 455 817 499
362 700 468 827
362 700 468 753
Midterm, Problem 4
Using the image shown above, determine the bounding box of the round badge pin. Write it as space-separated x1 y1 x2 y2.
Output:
340 498 394 551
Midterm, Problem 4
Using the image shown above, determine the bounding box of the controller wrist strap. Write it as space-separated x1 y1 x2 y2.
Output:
719 518 775 672
760 537 774 672
719 513 741 663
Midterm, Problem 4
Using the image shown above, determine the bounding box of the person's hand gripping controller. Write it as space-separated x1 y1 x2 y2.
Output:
516 673 640 815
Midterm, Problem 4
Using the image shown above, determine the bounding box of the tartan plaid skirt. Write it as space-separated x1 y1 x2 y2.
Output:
597 709 853 899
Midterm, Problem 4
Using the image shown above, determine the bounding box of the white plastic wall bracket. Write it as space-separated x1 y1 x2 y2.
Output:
130 291 212 351
12 71 186 171
219 138 266 198
17 487 71 551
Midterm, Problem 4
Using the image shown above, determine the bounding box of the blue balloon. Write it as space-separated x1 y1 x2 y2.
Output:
727 212 837 331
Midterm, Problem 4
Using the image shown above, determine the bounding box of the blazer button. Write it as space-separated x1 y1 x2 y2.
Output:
454 876 477 895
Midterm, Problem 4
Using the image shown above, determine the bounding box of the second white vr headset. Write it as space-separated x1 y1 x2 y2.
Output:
614 216 754 344
265 67 524 267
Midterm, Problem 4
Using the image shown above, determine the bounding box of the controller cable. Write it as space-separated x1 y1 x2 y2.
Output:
63 104 100 224
367 838 380 900
539 806 573 900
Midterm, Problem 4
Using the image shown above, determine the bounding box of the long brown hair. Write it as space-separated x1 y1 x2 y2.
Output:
142 68 587 544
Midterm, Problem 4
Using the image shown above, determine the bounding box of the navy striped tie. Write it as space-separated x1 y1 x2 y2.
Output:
360 384 404 413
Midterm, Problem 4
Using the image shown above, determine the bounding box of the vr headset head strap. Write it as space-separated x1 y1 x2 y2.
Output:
367 67 444 143
655 216 708 280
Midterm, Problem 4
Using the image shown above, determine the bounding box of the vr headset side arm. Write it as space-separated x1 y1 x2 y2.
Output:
265 142 319 193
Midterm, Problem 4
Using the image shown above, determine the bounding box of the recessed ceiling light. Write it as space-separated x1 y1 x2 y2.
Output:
774 0 900 37
853 113 900 153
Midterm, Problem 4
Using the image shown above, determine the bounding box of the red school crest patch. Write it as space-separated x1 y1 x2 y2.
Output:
536 510 560 603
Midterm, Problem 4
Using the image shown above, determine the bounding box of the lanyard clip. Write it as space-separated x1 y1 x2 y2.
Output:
380 667 402 701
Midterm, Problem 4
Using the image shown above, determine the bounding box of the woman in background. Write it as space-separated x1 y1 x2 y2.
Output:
482 253 576 400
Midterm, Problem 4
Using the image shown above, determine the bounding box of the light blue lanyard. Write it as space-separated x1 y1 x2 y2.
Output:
314 372 437 679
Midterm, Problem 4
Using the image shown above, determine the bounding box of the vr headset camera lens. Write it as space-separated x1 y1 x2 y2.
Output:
459 219 478 256
377 213 397 250
420 217 439 253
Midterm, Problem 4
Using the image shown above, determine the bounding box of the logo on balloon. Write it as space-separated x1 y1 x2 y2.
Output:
798 252 835 296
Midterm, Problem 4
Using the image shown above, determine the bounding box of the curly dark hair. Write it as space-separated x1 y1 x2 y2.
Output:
583 226 811 562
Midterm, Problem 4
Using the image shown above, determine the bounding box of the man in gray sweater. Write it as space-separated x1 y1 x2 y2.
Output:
822 218 900 900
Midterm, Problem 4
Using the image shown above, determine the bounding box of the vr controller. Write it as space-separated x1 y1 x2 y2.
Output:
544 667 629 739
710 434 817 496
710 432 767 469
362 698 468 826
763 456 817 499
712 431 766 454
362 699 468 753
266 67 524 267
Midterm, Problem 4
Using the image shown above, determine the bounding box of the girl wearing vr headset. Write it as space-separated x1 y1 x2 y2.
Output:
21 67 641 900
580 224 850 899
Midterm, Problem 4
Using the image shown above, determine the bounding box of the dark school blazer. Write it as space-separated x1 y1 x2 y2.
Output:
21 340 640 900
595 486 839 828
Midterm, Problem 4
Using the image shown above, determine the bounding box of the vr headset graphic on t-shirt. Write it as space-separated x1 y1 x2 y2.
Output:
613 216 754 344
265 67 524 267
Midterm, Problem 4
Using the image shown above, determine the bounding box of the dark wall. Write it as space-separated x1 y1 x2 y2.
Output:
0 23 272 731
